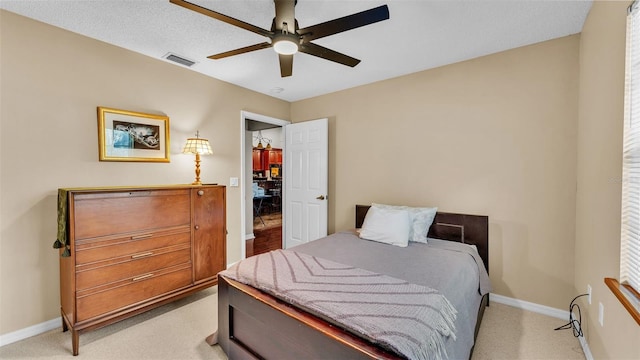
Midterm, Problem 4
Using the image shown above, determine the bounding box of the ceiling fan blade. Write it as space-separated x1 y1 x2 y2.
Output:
208 42 272 59
279 54 293 77
274 0 296 33
299 42 360 67
297 5 389 43
170 0 273 38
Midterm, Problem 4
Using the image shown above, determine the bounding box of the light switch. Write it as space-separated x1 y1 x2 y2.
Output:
230 177 239 187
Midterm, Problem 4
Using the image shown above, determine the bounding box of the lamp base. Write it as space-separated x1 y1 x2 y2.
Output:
192 153 203 186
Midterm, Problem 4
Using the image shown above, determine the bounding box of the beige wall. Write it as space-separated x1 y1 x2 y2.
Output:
0 10 289 335
292 35 580 310
2 3 639 358
575 1 640 359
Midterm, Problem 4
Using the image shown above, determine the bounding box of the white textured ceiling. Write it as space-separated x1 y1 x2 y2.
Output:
1 0 592 102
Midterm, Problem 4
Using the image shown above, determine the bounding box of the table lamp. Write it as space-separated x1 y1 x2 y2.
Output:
182 131 213 185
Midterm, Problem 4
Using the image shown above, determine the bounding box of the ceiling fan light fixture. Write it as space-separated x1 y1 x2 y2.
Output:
273 33 299 55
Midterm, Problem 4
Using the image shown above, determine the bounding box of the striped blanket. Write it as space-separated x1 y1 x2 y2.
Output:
220 249 458 360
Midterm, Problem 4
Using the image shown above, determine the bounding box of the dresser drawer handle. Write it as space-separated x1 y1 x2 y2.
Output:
132 273 154 282
131 252 153 259
131 233 153 240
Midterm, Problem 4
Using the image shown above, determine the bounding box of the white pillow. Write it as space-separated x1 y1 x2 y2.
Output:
371 203 437 244
358 206 411 247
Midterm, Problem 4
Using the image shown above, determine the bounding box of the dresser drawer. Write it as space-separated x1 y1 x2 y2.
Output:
75 228 190 265
76 265 192 322
76 246 191 291
72 189 190 239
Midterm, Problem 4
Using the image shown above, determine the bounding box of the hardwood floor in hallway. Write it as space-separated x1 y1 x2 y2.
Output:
247 213 282 257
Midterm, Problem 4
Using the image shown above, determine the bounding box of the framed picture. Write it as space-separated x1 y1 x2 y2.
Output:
97 107 170 162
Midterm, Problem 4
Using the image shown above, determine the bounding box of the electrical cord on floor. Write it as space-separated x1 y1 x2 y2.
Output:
554 293 589 337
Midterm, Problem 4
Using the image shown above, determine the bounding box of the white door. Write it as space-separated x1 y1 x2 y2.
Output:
284 118 328 248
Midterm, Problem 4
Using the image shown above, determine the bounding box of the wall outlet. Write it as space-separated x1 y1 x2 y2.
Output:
598 302 604 326
587 284 592 304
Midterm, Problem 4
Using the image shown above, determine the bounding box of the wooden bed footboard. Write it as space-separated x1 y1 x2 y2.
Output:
216 275 401 359
214 276 489 360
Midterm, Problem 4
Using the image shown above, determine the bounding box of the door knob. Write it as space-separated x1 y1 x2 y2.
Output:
316 195 325 200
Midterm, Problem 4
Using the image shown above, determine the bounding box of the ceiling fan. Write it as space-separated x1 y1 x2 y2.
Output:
169 0 390 77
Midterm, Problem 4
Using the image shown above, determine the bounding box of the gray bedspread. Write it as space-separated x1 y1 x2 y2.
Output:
292 230 491 360
221 249 458 360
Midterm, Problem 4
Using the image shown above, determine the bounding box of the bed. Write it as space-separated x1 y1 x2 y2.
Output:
208 205 490 359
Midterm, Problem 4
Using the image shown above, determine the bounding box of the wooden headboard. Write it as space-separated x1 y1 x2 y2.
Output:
355 205 489 273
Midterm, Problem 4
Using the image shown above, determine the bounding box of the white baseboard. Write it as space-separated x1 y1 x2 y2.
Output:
577 329 594 360
491 293 593 360
570 311 594 360
490 293 569 319
0 317 60 347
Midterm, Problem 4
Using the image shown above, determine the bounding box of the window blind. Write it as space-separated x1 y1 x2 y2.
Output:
621 0 640 293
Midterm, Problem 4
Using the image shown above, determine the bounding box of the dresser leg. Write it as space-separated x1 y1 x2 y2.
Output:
72 330 79 356
205 331 218 346
61 316 68 332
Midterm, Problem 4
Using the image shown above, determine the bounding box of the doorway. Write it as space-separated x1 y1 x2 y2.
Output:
248 126 283 257
240 111 289 259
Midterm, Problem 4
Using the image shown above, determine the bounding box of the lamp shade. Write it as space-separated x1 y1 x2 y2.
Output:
182 137 212 155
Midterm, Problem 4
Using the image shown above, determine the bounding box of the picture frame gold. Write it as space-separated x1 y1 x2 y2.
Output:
97 107 170 162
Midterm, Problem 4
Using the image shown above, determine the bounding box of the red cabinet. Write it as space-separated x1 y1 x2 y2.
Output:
253 148 282 172
253 149 264 171
268 149 282 165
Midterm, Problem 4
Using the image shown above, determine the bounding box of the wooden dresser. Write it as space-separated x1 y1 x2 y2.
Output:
57 185 226 355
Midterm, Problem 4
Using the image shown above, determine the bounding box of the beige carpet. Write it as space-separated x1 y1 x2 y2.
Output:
0 288 226 360
0 288 585 360
472 302 585 360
